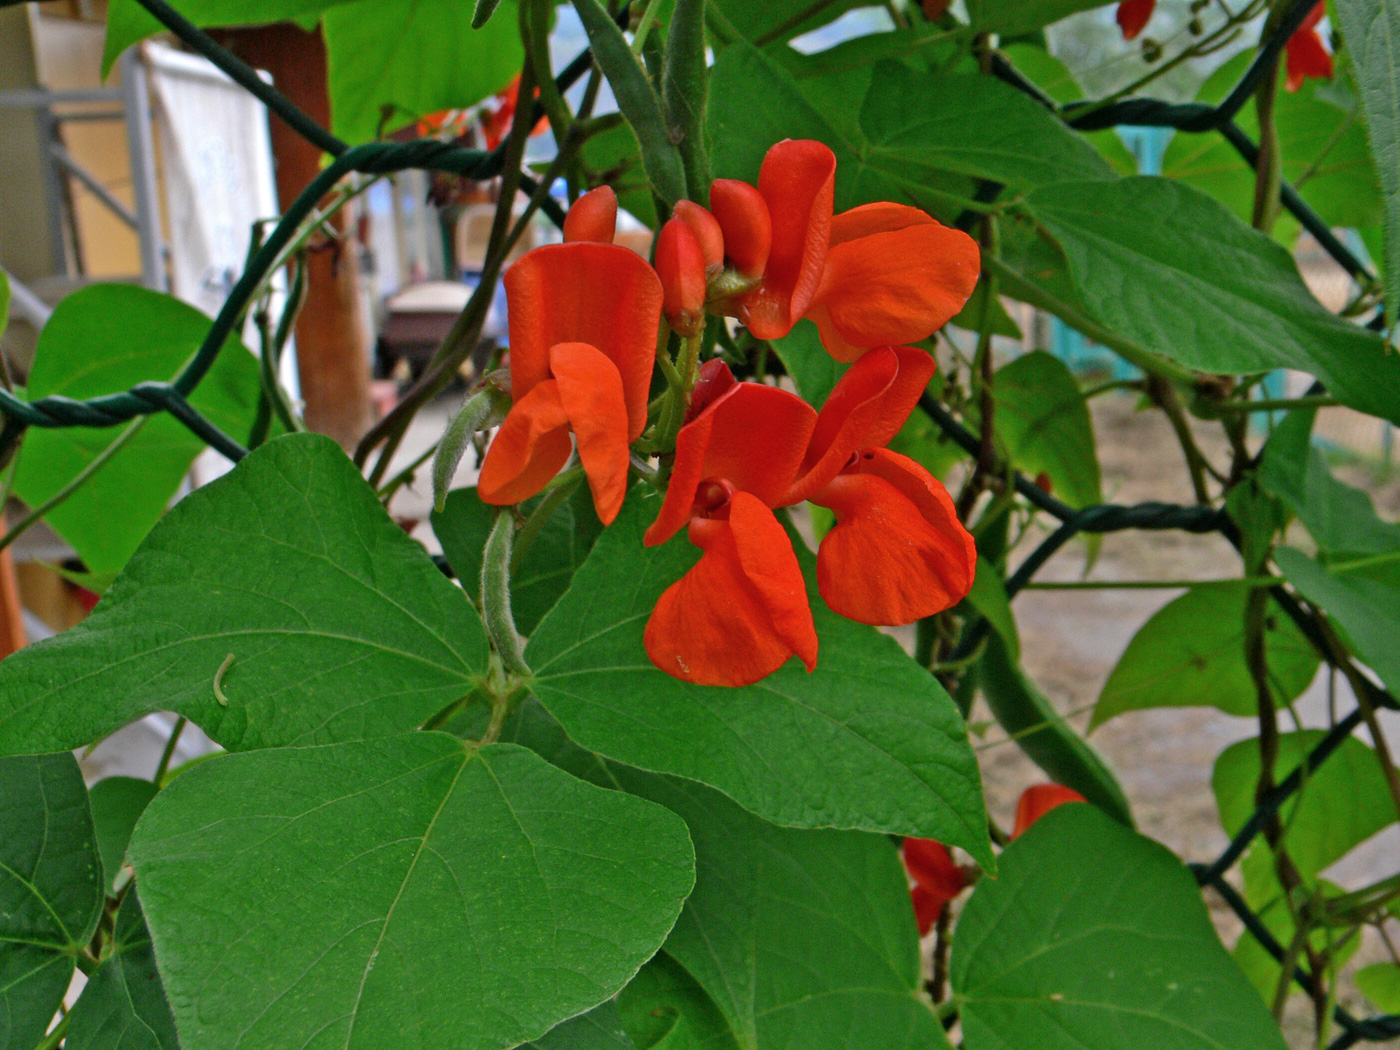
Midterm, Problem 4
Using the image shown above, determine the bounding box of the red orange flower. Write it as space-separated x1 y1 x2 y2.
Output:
902 838 969 936
1285 2 1333 91
787 348 976 625
1117 0 1154 40
709 140 834 341
478 241 662 525
562 186 618 244
701 141 977 361
643 362 819 687
804 205 980 363
1012 784 1086 840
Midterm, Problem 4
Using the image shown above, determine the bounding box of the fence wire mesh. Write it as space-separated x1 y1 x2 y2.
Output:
5 0 1397 1043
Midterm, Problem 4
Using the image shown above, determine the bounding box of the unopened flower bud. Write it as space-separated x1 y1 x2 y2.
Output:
563 185 618 243
709 179 772 280
656 217 707 336
672 200 725 272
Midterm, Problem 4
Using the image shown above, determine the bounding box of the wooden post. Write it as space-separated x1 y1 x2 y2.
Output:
209 24 375 450
0 548 27 659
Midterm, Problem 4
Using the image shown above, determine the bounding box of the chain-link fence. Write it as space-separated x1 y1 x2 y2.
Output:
4 0 1397 1044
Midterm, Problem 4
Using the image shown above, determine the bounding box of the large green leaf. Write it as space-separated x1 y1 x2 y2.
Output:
618 954 739 1050
708 44 1112 223
0 753 103 1050
1274 545 1400 692
65 891 178 1050
616 770 951 1050
103 0 350 71
1260 409 1400 555
1334 0 1400 322
10 285 265 576
991 350 1101 510
1000 43 1139 175
0 434 489 755
525 494 992 865
1213 730 1397 881
87 777 159 894
951 803 1290 1050
967 0 1110 35
1161 53 1381 238
323 0 522 144
529 1002 637 1050
432 483 603 636
1025 177 1400 424
128 734 695 1050
1356 963 1400 1013
1092 582 1320 726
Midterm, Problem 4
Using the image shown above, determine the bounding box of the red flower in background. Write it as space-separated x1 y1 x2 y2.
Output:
902 838 969 936
1117 0 1154 40
1285 2 1333 91
643 362 819 687
478 242 662 525
1012 784 1086 839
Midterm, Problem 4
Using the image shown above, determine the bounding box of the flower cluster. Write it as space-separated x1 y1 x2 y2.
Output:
1117 0 1333 91
477 139 982 687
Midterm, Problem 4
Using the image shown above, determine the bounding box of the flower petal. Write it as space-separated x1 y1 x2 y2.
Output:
1116 0 1154 40
562 185 618 243
828 202 936 245
902 838 967 898
644 493 816 687
1012 784 1086 840
812 449 975 625
911 884 949 937
657 217 708 335
645 381 817 546
710 179 772 280
736 139 835 339
549 343 630 525
1285 17 1333 91
806 223 980 362
503 243 663 438
786 347 935 505
478 380 573 507
673 200 725 269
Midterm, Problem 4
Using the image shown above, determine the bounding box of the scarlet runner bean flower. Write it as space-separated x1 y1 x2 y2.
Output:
477 241 663 525
1117 0 1155 41
562 186 618 244
785 347 977 625
643 361 820 687
643 349 976 685
1012 783 1086 838
703 140 979 361
1285 2 1333 91
902 838 969 936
